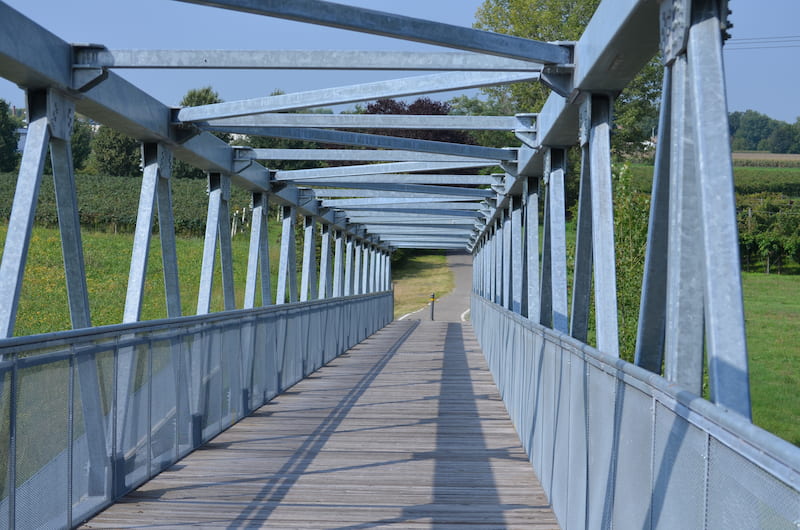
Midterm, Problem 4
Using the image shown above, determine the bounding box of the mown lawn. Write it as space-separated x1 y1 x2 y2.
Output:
391 251 454 318
742 272 800 445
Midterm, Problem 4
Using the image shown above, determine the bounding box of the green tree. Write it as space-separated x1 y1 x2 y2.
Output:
174 86 231 178
611 163 650 359
474 0 662 154
71 118 94 171
243 89 327 171
90 125 140 177
0 99 22 172
731 109 778 151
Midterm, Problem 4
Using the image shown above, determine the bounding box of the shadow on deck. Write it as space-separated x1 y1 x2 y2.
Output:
82 320 558 529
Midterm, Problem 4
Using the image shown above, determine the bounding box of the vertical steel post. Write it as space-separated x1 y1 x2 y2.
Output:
588 94 619 356
361 243 370 294
124 143 160 323
494 219 503 305
635 69 672 371
276 205 297 305
344 236 354 296
369 244 378 293
0 90 50 337
502 203 513 310
542 148 568 333
511 195 524 314
300 216 318 302
155 149 182 318
318 223 332 299
217 175 236 310
665 54 705 393
245 192 271 308
197 173 221 314
332 229 344 297
571 107 594 342
688 0 750 417
353 241 363 295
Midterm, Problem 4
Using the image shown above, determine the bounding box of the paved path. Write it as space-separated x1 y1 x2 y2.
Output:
400 251 473 323
82 256 559 529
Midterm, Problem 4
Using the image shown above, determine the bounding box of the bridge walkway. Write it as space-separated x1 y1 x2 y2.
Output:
82 253 558 529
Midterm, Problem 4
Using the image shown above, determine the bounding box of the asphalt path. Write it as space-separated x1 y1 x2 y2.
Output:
400 251 472 323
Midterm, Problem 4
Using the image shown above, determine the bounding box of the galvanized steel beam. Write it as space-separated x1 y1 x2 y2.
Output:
179 71 540 121
209 113 519 130
89 49 543 71
174 0 571 64
208 126 515 161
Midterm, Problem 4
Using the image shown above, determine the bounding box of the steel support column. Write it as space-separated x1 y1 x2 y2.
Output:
276 205 298 305
344 236 354 296
526 178 541 322
332 229 344 297
300 215 318 302
244 192 271 308
318 223 332 299
541 148 568 333
197 172 235 313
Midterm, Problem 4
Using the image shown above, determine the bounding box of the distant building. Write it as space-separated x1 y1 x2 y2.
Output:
15 127 27 152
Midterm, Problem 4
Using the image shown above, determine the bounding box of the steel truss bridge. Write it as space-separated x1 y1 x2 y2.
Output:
0 0 798 528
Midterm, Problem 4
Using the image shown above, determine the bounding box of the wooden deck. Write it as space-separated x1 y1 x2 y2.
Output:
82 318 559 529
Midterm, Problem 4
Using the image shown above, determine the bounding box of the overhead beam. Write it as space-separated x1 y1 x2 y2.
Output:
82 49 543 71
209 113 519 130
275 160 497 180
251 149 496 163
178 71 540 121
307 183 493 198
294 175 497 186
174 0 571 64
340 208 481 218
210 126 515 161
0 3 271 193
327 199 481 208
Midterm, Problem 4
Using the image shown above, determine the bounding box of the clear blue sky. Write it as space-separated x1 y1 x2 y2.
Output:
0 0 797 123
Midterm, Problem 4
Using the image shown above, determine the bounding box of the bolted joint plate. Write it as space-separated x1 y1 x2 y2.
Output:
72 44 110 92
158 144 173 179
46 89 75 141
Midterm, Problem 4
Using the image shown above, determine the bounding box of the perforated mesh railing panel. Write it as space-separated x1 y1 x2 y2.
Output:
0 292 392 529
472 294 800 530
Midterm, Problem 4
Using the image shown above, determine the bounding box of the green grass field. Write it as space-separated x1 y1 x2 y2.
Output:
391 251 454 318
1 221 798 445
0 223 281 336
742 272 800 445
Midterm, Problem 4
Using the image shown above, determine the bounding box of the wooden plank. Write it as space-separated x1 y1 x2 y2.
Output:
81 318 559 529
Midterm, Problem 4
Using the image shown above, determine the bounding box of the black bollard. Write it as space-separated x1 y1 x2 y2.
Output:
430 292 435 321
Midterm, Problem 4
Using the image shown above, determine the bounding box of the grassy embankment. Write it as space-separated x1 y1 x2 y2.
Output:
627 156 800 444
391 251 454 318
0 226 455 335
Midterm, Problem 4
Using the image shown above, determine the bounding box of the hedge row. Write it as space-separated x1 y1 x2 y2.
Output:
0 173 253 237
628 164 800 197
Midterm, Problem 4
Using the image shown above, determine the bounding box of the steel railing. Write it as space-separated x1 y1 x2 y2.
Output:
472 294 800 529
0 291 392 529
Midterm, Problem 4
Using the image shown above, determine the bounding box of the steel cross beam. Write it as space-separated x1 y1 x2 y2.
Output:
179 71 540 121
173 0 571 64
275 160 498 180
250 149 496 163
208 114 520 130
307 184 493 199
207 127 515 161
293 175 497 186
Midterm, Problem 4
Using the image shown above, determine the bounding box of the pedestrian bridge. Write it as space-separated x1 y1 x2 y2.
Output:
1 0 799 528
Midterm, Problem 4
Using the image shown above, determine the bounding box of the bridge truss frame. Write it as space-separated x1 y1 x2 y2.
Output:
0 0 798 528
